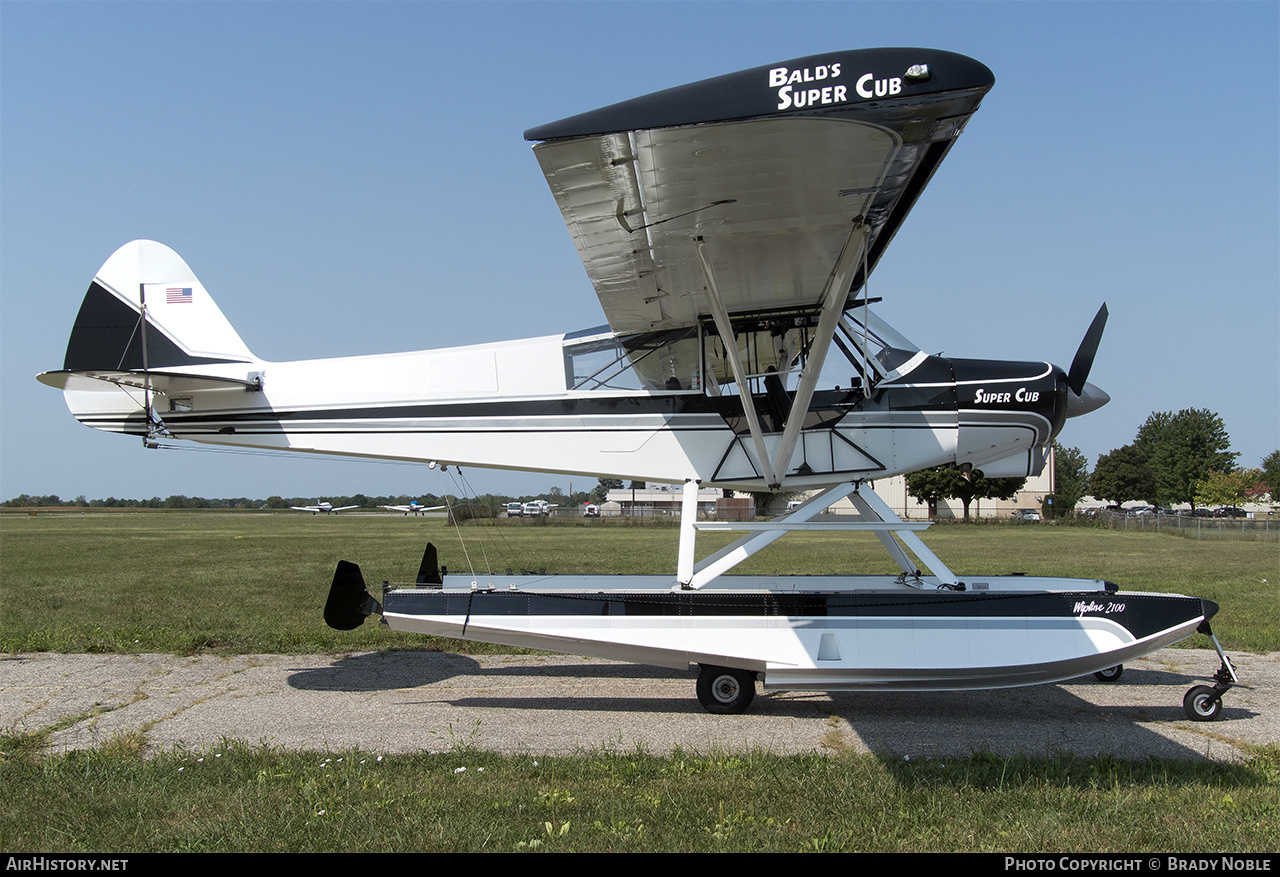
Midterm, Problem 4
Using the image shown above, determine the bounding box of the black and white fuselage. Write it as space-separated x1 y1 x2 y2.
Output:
41 258 1095 493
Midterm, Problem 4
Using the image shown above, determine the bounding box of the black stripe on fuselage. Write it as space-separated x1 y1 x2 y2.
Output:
96 383 966 429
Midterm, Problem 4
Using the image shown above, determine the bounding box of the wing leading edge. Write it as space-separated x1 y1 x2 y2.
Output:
526 48 994 336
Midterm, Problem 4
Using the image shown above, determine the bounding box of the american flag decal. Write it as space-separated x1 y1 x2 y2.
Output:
166 287 193 304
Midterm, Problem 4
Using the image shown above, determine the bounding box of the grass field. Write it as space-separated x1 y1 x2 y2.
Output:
2 511 1276 654
2 511 1276 852
1 739 1276 853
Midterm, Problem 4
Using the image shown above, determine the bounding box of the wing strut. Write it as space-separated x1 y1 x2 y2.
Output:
768 221 869 485
695 238 780 488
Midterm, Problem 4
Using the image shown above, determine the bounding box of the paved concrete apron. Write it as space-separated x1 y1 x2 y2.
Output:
3 650 1274 761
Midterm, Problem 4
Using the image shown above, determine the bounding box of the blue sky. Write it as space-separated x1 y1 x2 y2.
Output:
2 1 1277 502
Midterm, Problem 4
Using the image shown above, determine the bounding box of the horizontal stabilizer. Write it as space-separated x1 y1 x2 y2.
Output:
36 369 261 394
36 367 264 436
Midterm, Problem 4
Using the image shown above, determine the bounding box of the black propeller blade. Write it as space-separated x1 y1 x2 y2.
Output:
1067 304 1108 396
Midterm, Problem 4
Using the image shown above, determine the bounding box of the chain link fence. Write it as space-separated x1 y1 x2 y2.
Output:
1095 510 1278 541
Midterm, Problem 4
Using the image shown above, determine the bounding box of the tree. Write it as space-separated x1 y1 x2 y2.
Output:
905 465 1026 519
1046 442 1089 518
1133 411 1172 458
1194 468 1261 509
1135 409 1236 510
1090 444 1157 506
1261 450 1280 501
591 478 623 505
905 468 952 518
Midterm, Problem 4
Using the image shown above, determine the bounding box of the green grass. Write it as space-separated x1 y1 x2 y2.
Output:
2 735 1276 852
2 512 1277 853
2 512 1275 654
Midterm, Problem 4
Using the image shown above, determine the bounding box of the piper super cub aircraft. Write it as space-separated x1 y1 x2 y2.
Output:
39 48 1237 720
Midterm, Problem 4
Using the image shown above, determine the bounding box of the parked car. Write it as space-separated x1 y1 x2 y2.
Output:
582 503 600 517
1216 507 1247 518
505 502 523 517
1013 508 1041 522
523 501 549 517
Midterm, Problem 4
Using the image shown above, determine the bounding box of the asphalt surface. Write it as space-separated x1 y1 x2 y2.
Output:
3 649 1275 761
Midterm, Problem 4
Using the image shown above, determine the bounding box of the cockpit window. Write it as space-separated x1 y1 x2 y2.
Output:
875 347 918 372
563 308 924 395
564 328 699 391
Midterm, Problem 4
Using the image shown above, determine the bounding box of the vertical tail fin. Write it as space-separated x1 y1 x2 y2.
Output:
63 240 255 371
37 241 261 435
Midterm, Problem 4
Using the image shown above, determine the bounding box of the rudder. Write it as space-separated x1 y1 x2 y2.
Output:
63 240 255 371
38 240 262 436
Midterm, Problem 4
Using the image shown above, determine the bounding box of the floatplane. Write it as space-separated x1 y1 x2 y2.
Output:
39 48 1236 719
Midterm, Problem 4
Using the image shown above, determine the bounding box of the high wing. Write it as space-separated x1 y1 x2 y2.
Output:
526 48 994 336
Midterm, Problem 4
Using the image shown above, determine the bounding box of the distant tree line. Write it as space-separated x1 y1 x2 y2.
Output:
3 488 599 510
14 436 1274 516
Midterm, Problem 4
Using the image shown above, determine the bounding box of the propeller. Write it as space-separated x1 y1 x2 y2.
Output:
1066 303 1108 396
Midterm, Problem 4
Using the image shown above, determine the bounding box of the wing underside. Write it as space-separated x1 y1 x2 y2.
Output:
527 48 994 336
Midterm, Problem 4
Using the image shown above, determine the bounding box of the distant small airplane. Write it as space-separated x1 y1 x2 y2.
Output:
379 501 446 516
291 502 358 515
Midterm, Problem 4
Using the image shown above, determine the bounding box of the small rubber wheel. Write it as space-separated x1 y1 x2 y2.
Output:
1093 665 1124 683
1183 685 1223 722
696 665 756 715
